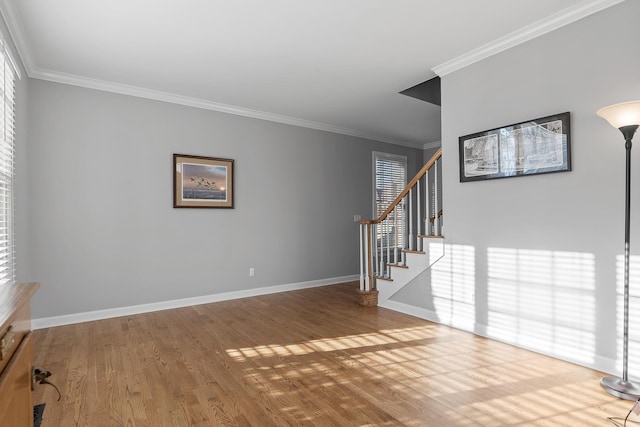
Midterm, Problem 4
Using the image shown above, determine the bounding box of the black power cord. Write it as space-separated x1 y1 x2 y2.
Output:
608 397 640 427
33 368 61 402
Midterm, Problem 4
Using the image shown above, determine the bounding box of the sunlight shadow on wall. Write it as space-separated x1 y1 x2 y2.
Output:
487 248 595 364
430 244 476 331
616 255 640 376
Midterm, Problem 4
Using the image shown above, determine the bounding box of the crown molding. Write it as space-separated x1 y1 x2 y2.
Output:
31 66 425 148
432 0 627 77
0 0 424 149
423 141 441 150
0 0 34 75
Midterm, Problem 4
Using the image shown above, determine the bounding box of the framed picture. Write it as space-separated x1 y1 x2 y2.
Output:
173 154 234 208
459 112 571 183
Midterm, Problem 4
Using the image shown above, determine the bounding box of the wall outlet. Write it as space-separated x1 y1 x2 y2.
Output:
249 267 255 277
353 214 361 222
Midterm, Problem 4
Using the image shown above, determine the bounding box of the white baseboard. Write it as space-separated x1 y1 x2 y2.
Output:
380 299 624 379
32 275 358 329
379 299 441 324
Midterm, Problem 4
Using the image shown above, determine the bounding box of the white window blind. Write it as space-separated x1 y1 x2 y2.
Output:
373 152 407 247
0 39 16 286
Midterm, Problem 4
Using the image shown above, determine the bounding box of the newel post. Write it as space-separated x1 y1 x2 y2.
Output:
358 222 378 306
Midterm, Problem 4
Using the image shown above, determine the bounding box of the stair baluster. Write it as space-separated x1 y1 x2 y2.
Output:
357 148 442 305
373 223 382 277
359 223 365 291
416 180 421 251
382 217 391 277
425 168 430 236
435 159 440 236
394 204 399 265
403 194 408 266
408 188 414 251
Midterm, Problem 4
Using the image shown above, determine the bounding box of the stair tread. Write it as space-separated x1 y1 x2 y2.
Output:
387 263 409 269
402 249 425 254
374 275 393 282
418 235 444 239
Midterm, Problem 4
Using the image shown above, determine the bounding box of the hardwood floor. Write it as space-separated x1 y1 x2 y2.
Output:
32 282 633 426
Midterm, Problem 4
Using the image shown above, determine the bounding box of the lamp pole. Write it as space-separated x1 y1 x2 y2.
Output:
598 101 640 400
622 125 636 383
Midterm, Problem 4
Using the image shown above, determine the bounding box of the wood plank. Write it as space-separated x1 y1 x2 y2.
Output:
32 282 634 426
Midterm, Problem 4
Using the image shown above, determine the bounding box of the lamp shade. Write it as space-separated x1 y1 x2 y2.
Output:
597 100 640 129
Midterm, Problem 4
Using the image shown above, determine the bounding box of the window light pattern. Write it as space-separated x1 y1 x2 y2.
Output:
430 244 476 331
487 248 596 364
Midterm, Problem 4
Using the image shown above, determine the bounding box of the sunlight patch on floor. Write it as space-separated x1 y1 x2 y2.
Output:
224 325 444 361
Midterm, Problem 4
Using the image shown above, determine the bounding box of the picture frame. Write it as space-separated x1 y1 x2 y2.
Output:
459 112 571 183
173 154 234 208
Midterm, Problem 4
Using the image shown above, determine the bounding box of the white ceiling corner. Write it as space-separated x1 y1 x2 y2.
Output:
432 0 628 76
0 0 33 74
30 66 425 149
423 141 441 150
0 0 625 148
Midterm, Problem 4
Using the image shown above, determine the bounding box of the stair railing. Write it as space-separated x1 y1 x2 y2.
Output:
358 148 443 294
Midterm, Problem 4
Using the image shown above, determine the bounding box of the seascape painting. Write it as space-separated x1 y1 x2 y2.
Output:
173 154 234 208
182 163 228 201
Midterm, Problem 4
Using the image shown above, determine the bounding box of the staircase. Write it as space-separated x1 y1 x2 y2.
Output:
357 148 444 306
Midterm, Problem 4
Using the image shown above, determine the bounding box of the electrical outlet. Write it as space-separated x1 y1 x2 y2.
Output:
353 214 361 222
249 268 255 277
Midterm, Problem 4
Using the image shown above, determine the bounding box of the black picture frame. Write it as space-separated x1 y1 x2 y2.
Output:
459 112 571 183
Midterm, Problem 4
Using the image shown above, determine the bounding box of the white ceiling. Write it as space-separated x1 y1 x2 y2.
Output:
0 0 625 148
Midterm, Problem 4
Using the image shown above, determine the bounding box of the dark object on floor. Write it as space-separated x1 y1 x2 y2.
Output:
33 403 45 427
33 368 61 401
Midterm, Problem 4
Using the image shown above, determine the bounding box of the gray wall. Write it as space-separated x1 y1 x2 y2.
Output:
23 80 421 318
392 1 640 374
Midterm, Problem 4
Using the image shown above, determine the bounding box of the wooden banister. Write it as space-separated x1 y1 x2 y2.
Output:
357 147 443 300
360 147 442 225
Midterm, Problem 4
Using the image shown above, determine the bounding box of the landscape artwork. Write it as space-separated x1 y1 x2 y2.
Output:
182 163 227 201
462 133 499 177
499 119 565 175
459 112 571 183
173 154 234 208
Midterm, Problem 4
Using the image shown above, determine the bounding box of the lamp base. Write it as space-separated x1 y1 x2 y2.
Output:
601 376 640 400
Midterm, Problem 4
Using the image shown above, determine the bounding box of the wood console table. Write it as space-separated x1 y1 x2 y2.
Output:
0 282 39 427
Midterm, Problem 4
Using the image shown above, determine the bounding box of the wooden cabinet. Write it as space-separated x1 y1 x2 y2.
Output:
0 283 39 427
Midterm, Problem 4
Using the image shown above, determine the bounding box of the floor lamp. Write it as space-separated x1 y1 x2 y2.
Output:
597 100 640 400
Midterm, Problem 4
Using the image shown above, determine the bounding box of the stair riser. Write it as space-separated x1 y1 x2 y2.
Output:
377 240 444 302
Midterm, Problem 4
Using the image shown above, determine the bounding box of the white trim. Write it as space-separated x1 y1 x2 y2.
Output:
432 0 626 77
380 299 629 380
0 0 29 77
32 275 358 329
31 66 425 148
379 299 442 325
0 38 20 80
0 0 423 148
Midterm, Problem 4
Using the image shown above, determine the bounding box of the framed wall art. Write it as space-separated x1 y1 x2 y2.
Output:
459 112 571 183
173 154 234 208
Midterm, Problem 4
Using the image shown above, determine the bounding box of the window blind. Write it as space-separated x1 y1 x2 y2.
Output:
0 39 16 286
373 152 407 247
